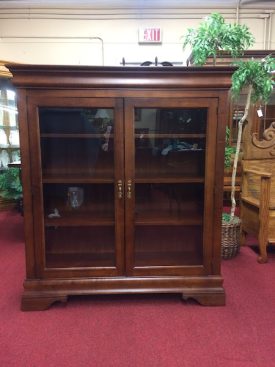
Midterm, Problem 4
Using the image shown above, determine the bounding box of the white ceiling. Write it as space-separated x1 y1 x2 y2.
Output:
0 0 274 9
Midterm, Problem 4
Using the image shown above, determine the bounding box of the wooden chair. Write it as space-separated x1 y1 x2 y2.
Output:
240 118 275 263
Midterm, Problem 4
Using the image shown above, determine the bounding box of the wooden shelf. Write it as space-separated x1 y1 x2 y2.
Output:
135 176 204 183
45 214 114 227
41 133 113 139
135 216 203 226
46 252 115 268
134 133 206 139
135 151 205 180
135 204 203 226
42 171 204 184
43 172 114 183
44 225 116 268
44 201 203 228
135 250 203 267
44 195 114 227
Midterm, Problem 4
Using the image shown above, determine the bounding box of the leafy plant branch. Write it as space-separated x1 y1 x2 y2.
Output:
182 13 255 66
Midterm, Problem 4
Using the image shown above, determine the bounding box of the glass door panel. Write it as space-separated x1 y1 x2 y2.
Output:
134 107 206 268
43 183 114 223
31 100 123 274
134 226 203 267
134 182 204 266
124 98 217 275
135 183 204 225
134 107 206 180
45 226 115 268
40 107 114 180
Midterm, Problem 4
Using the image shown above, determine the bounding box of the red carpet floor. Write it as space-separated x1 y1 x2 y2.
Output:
1 210 275 367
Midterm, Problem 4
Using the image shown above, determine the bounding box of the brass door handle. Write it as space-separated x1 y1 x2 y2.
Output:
117 180 123 199
127 180 132 199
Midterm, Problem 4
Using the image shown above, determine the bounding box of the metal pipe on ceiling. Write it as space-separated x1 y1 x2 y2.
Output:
267 11 274 49
236 0 241 23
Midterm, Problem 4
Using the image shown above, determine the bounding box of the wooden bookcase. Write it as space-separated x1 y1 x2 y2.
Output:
8 64 233 310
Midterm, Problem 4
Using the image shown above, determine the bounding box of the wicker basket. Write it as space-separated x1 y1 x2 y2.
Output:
221 216 241 259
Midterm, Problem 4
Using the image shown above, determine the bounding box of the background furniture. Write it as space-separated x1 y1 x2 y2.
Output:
188 51 275 205
9 64 233 310
0 77 20 169
241 112 275 263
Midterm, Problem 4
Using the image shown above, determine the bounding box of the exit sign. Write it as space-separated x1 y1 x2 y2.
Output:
139 28 162 44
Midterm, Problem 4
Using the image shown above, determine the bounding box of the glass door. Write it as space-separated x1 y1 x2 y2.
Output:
28 96 124 277
124 98 218 276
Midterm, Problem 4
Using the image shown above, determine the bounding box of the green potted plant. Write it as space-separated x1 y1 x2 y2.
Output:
182 12 275 258
0 167 22 212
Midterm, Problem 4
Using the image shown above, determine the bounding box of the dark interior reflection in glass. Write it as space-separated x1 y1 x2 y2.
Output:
134 108 207 179
39 107 114 178
133 107 207 267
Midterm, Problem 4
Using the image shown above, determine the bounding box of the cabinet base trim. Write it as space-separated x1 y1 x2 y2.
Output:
21 276 225 310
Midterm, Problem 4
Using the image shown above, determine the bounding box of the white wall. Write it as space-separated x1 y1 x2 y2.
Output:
0 7 275 66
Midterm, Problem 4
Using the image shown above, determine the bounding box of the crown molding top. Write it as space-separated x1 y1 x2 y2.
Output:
7 63 236 90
